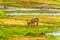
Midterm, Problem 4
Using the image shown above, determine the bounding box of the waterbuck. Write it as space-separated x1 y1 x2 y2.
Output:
27 18 39 26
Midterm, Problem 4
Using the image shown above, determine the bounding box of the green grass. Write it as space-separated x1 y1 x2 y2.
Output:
0 25 60 40
0 16 60 39
0 1 60 8
0 25 59 36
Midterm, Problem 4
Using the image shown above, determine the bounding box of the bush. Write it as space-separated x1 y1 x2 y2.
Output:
25 32 36 37
0 10 6 17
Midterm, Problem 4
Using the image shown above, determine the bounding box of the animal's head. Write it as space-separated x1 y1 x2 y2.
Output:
34 18 39 22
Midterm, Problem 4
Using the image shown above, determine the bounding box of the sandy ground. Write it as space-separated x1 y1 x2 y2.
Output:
4 35 60 40
0 16 57 27
5 35 48 40
0 18 27 26
0 18 56 26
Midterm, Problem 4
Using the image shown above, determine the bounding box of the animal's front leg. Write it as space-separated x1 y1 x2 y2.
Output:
34 23 36 26
36 22 39 26
31 23 34 26
29 24 32 26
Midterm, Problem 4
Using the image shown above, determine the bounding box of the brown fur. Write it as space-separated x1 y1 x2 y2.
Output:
27 18 39 26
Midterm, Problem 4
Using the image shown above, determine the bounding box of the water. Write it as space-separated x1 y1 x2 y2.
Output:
0 5 60 11
6 13 60 16
5 7 60 11
47 32 60 36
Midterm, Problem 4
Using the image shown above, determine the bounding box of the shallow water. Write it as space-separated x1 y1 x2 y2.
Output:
47 32 60 36
0 5 59 11
6 13 60 16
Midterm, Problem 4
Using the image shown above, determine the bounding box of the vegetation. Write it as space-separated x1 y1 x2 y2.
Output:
0 0 60 40
0 16 60 40
0 25 59 40
5 10 59 13
0 10 6 17
0 24 60 40
0 0 60 8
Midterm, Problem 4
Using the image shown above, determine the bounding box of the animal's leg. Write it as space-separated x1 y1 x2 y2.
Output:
27 23 30 26
36 22 39 26
31 23 33 26
31 24 32 26
31 23 36 26
34 23 36 26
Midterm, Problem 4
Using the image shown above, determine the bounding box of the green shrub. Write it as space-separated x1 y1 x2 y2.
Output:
0 10 6 17
25 32 36 37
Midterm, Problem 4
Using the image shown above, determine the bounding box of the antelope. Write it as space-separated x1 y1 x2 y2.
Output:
27 18 39 26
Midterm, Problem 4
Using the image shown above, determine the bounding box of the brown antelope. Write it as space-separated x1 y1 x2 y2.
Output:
27 18 39 26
